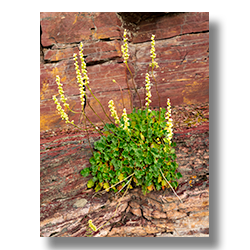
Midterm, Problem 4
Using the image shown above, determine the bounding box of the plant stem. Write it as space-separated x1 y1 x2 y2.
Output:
159 168 183 203
81 112 94 155
92 173 135 198
125 62 142 109
113 80 125 109
151 66 162 123
124 65 133 111
86 84 114 124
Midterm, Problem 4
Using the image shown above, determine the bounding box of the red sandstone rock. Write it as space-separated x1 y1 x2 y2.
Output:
40 118 209 237
40 12 209 237
41 12 209 132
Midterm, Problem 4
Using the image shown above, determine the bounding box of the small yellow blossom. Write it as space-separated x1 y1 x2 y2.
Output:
165 98 173 145
121 29 129 63
55 75 69 109
108 100 120 125
88 220 97 232
52 95 74 125
150 34 159 69
73 51 86 110
121 108 130 131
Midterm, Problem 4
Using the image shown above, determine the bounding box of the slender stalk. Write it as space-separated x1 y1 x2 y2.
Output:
82 113 94 155
124 67 133 111
86 99 106 127
151 66 161 109
113 80 125 109
85 84 115 124
125 62 142 109
92 173 134 198
159 168 183 203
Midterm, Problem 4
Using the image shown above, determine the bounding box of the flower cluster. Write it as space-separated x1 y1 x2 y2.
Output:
108 100 120 125
165 98 173 145
55 75 69 109
73 48 86 110
150 34 159 69
145 73 152 109
121 108 130 131
52 95 74 125
121 29 129 63
88 220 97 232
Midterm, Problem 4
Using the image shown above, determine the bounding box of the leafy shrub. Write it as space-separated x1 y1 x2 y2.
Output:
53 29 182 196
81 106 182 195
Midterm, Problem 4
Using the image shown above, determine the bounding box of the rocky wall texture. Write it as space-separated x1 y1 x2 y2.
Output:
40 103 209 237
40 12 209 132
40 12 209 237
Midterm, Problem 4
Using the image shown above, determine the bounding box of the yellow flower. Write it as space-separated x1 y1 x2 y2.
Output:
52 95 74 125
88 220 97 232
108 100 120 125
165 98 173 145
121 108 130 131
55 75 69 109
121 29 129 63
150 34 159 69
145 73 152 109
73 51 86 110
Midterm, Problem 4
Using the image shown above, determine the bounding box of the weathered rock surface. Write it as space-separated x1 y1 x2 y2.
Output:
40 103 209 237
40 12 209 237
40 12 209 132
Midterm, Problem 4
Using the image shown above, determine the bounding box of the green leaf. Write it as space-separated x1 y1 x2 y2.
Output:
151 148 159 157
134 169 144 179
145 172 153 182
89 157 96 165
80 167 90 177
95 141 106 152
176 172 182 179
148 128 153 137
144 152 153 165
97 172 103 183
102 173 109 180
90 164 98 174
104 153 109 162
171 181 178 189
87 179 95 188
155 182 162 191
113 150 119 157
93 152 100 161
122 150 129 158
124 166 133 175
109 170 115 178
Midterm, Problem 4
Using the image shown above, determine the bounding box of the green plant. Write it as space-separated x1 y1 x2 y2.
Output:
52 29 183 235
81 106 182 195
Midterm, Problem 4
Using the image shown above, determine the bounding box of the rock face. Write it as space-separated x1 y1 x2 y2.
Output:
40 103 209 237
40 12 209 237
40 12 209 131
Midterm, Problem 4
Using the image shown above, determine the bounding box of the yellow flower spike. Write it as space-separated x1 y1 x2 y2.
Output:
145 73 152 109
150 34 159 69
52 95 71 124
88 220 97 232
121 108 130 131
108 100 120 125
165 98 173 145
73 50 86 110
121 29 129 63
